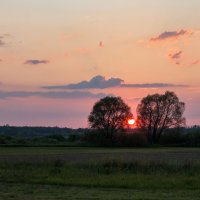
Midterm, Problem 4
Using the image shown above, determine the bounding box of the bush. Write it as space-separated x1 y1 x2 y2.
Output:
81 129 148 147
81 130 114 146
114 131 148 147
46 134 66 142
0 136 6 144
185 129 200 146
0 135 14 144
160 128 186 145
67 134 81 142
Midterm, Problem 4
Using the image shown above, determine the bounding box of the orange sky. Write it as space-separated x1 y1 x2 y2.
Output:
0 0 200 127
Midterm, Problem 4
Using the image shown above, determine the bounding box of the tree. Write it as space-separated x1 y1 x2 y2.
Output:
88 96 133 140
137 91 185 144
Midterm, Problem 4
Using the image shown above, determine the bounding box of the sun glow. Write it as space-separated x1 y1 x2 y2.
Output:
128 119 135 125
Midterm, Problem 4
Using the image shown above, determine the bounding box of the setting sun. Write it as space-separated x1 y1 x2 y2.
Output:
128 119 135 125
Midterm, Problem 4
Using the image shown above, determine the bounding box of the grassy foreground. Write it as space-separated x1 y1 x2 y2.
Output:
1 183 200 200
0 147 200 199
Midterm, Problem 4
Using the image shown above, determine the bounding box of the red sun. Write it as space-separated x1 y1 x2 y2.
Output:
128 119 135 125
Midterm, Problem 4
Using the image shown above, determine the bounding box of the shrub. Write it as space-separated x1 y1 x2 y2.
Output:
185 129 200 146
114 131 148 147
0 136 6 144
82 129 148 147
81 129 114 146
160 128 186 145
67 134 81 142
46 134 66 142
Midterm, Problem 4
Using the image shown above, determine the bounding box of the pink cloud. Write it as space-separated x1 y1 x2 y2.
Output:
168 49 183 65
169 50 182 59
0 39 5 46
99 41 104 48
191 59 200 65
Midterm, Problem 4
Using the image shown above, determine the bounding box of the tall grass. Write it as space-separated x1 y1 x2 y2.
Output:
0 159 200 189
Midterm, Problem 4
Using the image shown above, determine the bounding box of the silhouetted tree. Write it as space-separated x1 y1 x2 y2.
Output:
137 91 185 144
88 96 133 140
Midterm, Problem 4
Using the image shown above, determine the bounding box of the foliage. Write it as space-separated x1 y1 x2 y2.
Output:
0 125 74 137
67 133 81 142
160 128 186 145
114 131 148 147
82 129 148 147
185 127 200 146
82 129 114 146
137 91 185 144
1 126 200 147
88 96 133 140
46 134 67 142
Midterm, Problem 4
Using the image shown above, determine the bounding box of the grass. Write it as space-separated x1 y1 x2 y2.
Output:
0 183 200 200
0 159 200 189
0 147 200 199
0 147 200 163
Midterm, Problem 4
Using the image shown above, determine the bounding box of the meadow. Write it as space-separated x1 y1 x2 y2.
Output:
0 147 200 199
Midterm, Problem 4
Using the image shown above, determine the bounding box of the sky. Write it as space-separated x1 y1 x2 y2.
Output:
0 0 200 128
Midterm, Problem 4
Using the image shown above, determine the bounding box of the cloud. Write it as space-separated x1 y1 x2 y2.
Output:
191 59 200 65
99 41 104 48
24 59 49 65
43 75 188 90
127 97 141 102
121 83 187 88
169 51 182 59
150 29 192 42
0 34 12 47
168 50 183 65
43 75 123 89
0 90 110 99
0 39 5 46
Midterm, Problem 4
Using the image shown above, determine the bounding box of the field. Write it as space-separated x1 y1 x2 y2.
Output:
0 147 200 199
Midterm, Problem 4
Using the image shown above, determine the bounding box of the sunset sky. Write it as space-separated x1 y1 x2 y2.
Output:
0 0 200 128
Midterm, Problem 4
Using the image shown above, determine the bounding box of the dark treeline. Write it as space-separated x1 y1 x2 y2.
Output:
0 125 86 146
0 125 73 137
0 125 87 137
0 125 200 147
81 126 200 147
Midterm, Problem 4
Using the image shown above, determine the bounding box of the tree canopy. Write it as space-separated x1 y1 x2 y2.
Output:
137 91 185 144
88 96 133 139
